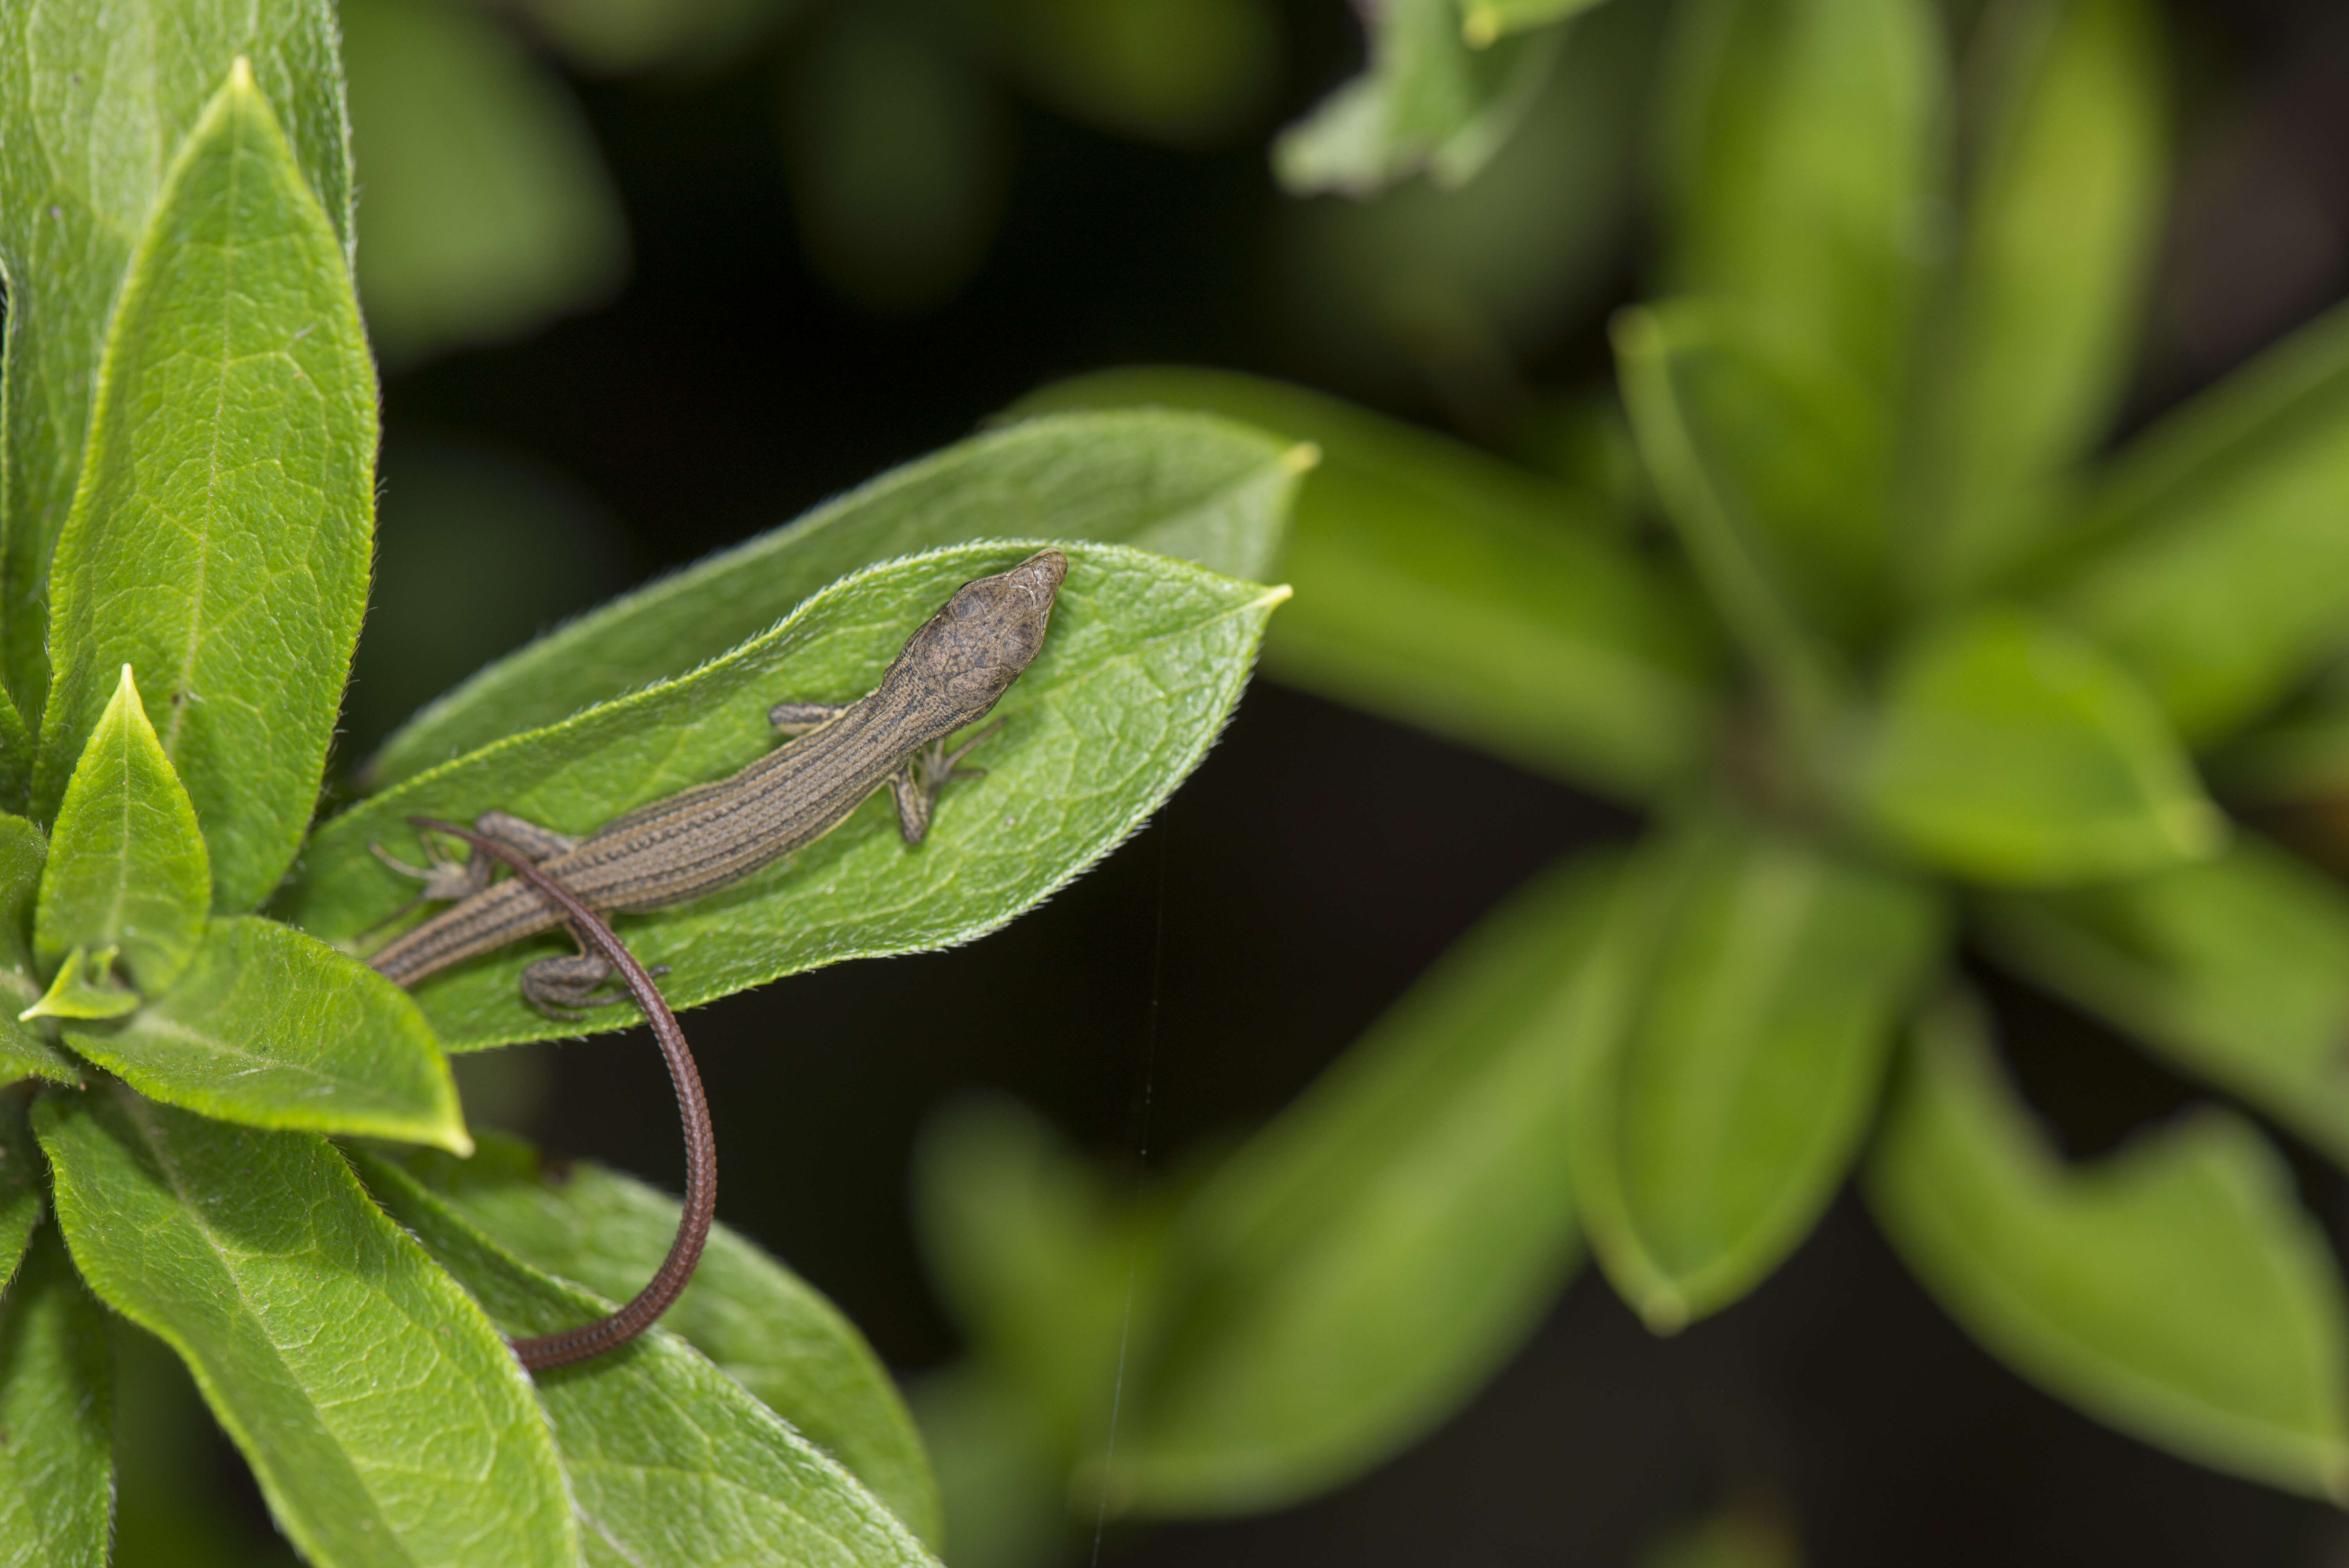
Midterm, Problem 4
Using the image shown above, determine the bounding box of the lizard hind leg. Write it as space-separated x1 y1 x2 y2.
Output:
520 942 671 1021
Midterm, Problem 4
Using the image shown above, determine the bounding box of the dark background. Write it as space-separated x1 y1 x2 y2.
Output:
327 0 2349 1561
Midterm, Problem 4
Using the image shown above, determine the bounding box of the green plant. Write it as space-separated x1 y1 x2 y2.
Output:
917 0 2349 1553
0 8 1303 1563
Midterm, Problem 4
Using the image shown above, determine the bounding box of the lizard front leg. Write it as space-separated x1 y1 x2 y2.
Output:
889 720 1002 845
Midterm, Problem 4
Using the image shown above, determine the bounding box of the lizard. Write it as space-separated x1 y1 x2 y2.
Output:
366 547 1067 1012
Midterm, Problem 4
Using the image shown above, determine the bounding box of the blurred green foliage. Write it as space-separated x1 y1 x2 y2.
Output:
919 0 2349 1551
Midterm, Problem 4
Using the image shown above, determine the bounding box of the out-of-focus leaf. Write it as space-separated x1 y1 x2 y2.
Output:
364 411 1302 788
1975 832 2349 1169
518 0 792 75
1113 852 1616 1514
343 0 627 364
1014 368 1725 799
358 1151 939 1568
1273 0 1652 405
0 693 30 818
37 1085 576 1566
1613 309 1842 725
36 63 374 916
0 0 350 718
346 437 635 763
61 917 469 1153
34 666 208 993
1568 819 1941 1331
1857 606 2224 885
395 1136 941 1545
981 0 1280 148
1461 0 1610 49
1869 994 2349 1500
1615 301 1893 649
0 817 79 1085
0 1226 112 1568
909 1365 1068 1568
1911 0 2168 597
1273 0 1564 197
783 4 1009 314
2057 301 2349 745
915 1096 1146 1457
1656 0 1941 393
291 543 1287 1049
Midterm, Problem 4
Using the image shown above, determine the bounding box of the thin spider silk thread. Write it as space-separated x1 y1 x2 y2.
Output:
1089 809 1169 1564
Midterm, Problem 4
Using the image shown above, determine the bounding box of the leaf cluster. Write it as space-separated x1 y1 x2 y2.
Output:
0 7 1303 1563
912 0 2349 1544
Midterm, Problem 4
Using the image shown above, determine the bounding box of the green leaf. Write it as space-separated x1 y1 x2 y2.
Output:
1459 0 1610 50
1856 606 2224 885
36 1085 576 1566
1114 851 1616 1514
1272 0 1564 197
0 1090 43 1293
18 948 138 1024
915 1096 1147 1458
1610 302 1893 647
0 0 352 718
979 0 1281 149
291 542 1286 1049
1656 0 1942 394
58 916 469 1152
1612 307 1859 728
342 0 627 363
355 1151 940 1568
2211 664 2349 804
1910 0 2169 597
1975 832 2349 1170
907 1365 1067 1568
0 816 82 1085
1868 993 2349 1501
35 60 377 915
2056 301 2349 745
393 1136 941 1546
365 410 1304 790
1012 368 1725 800
1568 818 1943 1331
0 1226 113 1568
34 665 209 992
0 689 32 818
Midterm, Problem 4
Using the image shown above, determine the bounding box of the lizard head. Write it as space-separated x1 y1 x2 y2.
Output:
907 548 1068 711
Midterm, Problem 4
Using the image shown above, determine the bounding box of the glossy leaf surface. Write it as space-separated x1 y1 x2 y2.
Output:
359 1153 940 1568
34 666 208 992
1976 832 2349 1168
1116 852 1616 1513
1014 367 1724 799
1858 607 2223 885
1568 820 1941 1330
36 63 375 914
37 1086 574 1566
1657 0 1940 393
61 916 468 1152
292 543 1285 1048
366 410 1303 788
1870 997 2349 1500
2060 301 2349 745
396 1137 940 1545
1273 0 1563 196
0 1227 112 1568
1909 0 2167 595
0 0 350 716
